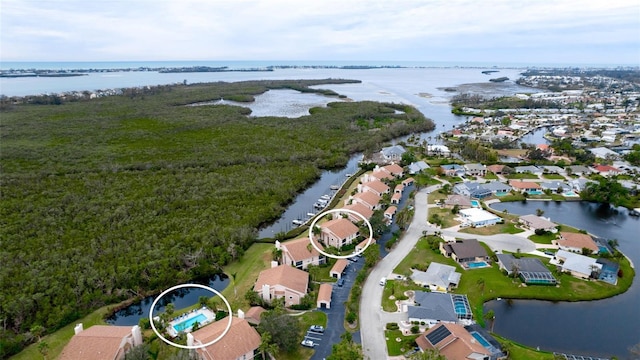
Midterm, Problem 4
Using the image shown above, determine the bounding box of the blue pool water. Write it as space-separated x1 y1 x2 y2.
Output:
468 261 488 268
527 190 543 195
173 314 207 332
563 191 577 196
495 192 509 197
470 200 480 207
471 331 491 348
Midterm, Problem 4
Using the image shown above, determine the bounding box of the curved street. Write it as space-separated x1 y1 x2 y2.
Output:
359 186 536 359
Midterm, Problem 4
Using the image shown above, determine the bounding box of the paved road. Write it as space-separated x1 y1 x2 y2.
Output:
359 185 536 359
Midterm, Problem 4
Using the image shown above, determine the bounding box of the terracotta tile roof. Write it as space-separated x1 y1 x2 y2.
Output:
193 317 261 360
394 184 404 192
384 206 397 216
371 171 394 181
352 191 381 208
391 192 402 202
402 177 415 186
593 164 620 173
362 180 390 194
487 164 505 173
356 237 376 250
318 283 333 303
559 232 599 252
281 237 323 262
510 180 541 189
415 323 491 359
383 164 404 175
322 218 359 239
58 325 133 360
330 259 349 274
254 265 308 295
244 306 266 325
341 203 374 220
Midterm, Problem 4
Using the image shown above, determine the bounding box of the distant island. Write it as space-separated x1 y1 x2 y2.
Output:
489 76 509 82
482 70 500 74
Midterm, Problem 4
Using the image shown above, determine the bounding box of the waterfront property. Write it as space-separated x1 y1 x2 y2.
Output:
554 232 599 254
167 307 216 337
319 218 359 248
335 202 374 222
407 292 473 326
254 263 309 306
509 180 542 194
347 190 382 210
440 239 489 264
550 250 602 280
188 316 261 360
415 323 494 360
358 180 390 196
380 145 406 162
481 181 513 196
496 254 557 285
410 262 461 293
444 194 473 209
276 237 325 270
457 208 502 227
518 214 558 233
58 324 143 360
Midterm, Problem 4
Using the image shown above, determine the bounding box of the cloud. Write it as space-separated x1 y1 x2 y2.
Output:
1 0 638 64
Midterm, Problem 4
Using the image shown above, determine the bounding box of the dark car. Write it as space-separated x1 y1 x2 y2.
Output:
337 278 345 287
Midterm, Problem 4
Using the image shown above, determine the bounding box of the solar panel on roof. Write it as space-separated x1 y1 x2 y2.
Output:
426 325 451 345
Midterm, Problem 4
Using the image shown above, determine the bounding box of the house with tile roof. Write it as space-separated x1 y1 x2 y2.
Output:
443 194 473 209
355 237 376 252
336 203 374 222
384 206 397 221
591 164 622 177
554 232 599 254
402 177 415 186
487 164 506 174
391 192 402 204
243 306 266 325
410 262 461 293
394 184 404 194
440 239 489 263
320 218 359 248
380 163 405 177
359 180 390 196
551 250 602 279
188 316 261 360
317 283 333 309
254 263 309 306
59 324 143 360
518 214 558 233
276 237 325 270
348 191 382 210
330 259 349 279
509 180 542 194
415 323 492 360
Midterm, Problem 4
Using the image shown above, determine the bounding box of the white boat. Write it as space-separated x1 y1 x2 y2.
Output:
330 185 340 190
306 212 316 217
345 173 352 177
313 202 325 209
292 219 305 226
320 195 331 200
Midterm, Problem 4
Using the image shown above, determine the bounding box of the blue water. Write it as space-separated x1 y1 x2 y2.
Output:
467 261 488 268
471 331 491 348
470 200 480 207
173 313 207 332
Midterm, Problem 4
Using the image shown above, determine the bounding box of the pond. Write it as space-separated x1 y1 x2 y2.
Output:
486 201 639 358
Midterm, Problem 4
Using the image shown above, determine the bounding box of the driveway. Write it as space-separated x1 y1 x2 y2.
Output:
310 258 364 360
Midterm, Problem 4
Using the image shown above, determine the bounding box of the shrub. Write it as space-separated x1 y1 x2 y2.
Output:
386 322 399 330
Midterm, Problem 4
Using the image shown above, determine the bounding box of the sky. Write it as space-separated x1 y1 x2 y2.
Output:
1 0 639 65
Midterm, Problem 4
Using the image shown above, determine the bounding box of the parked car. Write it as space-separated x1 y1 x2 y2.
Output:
379 277 386 286
301 339 315 347
337 278 345 287
309 325 325 333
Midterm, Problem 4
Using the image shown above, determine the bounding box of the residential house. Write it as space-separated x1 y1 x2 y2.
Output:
453 182 493 199
509 180 542 194
481 181 512 196
496 254 557 285
402 177 415 186
254 263 309 306
276 237 325 270
394 184 404 194
317 283 332 309
551 250 602 279
59 324 143 360
589 146 620 160
362 170 394 182
408 161 430 174
415 323 492 360
591 164 622 177
566 165 592 176
348 191 382 210
464 163 487 177
518 214 557 233
407 292 473 326
320 218 359 248
336 203 374 222
329 259 349 279
440 164 466 177
391 192 402 204
358 180 390 197
487 164 506 174
188 316 261 360
542 165 564 174
569 178 594 192
514 165 543 176
554 232 599 254
380 163 404 177
243 306 266 325
443 195 473 209
384 205 397 221
539 181 571 193
427 144 451 156
458 208 502 228
440 239 489 263
410 262 461 292
381 145 406 162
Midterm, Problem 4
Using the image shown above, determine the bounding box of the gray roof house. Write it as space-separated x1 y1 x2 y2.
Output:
440 239 489 263
407 292 472 326
453 182 493 199
539 181 571 192
408 160 430 174
515 165 543 175
542 165 564 174
381 145 406 161
518 214 558 233
566 165 591 176
463 163 487 176
496 254 557 285
569 178 595 192
443 194 473 208
589 147 620 160
481 181 512 195
410 262 462 293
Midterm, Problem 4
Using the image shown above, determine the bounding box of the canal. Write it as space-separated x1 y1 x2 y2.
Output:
487 201 639 359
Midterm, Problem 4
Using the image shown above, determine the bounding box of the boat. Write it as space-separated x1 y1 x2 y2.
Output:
320 195 331 200
306 212 316 217
345 173 352 177
292 219 305 226
313 202 325 209
330 185 339 190
630 208 640 217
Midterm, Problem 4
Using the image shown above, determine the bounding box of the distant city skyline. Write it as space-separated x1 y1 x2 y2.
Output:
1 0 639 66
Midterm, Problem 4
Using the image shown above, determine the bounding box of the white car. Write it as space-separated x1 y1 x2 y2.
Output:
301 339 315 347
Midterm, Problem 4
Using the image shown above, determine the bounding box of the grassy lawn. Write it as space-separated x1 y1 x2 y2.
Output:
384 330 419 356
394 237 461 278
381 280 425 312
277 311 327 360
308 261 338 283
458 221 524 236
428 191 448 204
528 232 558 244
492 334 556 360
506 173 541 180
496 149 528 157
428 207 461 228
541 173 566 180
221 243 273 310
483 172 499 180
497 193 526 202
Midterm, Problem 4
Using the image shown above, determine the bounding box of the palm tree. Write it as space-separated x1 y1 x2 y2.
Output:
536 208 544 216
258 332 278 360
483 309 495 332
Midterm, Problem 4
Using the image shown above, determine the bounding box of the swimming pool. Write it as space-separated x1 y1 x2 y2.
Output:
173 313 206 332
563 191 577 196
467 261 488 268
470 200 480 207
470 331 491 348
527 190 543 195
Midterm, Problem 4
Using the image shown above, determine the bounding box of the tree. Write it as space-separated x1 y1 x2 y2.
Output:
30 325 45 342
536 208 544 216
123 344 151 360
326 335 363 360
166 349 199 360
258 331 278 360
580 177 630 207
37 341 49 360
258 312 300 352
451 204 460 215
409 349 445 360
484 309 496 332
